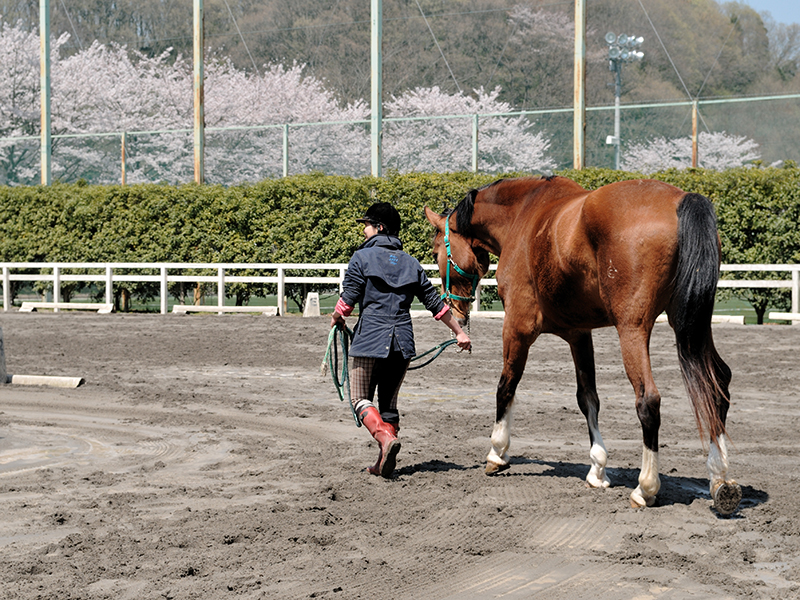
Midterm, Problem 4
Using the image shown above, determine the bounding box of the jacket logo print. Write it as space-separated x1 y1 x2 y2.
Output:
389 255 398 265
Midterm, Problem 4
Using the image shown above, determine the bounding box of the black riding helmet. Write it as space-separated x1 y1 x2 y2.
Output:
356 202 401 236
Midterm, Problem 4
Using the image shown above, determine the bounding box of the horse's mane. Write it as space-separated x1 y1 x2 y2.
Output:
449 176 557 237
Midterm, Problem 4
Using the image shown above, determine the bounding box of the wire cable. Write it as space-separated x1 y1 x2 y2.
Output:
58 0 84 51
415 0 462 94
636 0 693 100
222 0 259 74
696 14 740 98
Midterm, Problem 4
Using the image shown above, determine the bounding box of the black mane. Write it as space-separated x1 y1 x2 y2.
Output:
448 176 557 237
452 189 477 237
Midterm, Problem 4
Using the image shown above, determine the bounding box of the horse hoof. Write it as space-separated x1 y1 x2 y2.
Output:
713 481 742 516
586 472 611 489
485 462 510 475
629 490 656 509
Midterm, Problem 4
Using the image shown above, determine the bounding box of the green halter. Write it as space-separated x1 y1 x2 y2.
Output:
442 217 482 304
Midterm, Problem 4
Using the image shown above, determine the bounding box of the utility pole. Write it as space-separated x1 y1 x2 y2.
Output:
193 0 205 184
573 0 586 170
40 0 51 185
371 0 382 177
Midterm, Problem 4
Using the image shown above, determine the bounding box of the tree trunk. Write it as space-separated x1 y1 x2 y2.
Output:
193 283 204 306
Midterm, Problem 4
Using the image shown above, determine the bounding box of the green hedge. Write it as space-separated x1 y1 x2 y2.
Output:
1 167 798 316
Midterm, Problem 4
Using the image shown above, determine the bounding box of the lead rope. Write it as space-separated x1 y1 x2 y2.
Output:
322 325 465 422
407 338 458 370
322 324 360 427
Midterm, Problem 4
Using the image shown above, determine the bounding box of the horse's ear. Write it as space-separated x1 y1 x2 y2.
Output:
424 206 445 230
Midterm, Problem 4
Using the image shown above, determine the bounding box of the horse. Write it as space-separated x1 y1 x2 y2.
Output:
425 175 742 515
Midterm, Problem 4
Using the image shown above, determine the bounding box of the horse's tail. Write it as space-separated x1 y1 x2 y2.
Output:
669 193 732 448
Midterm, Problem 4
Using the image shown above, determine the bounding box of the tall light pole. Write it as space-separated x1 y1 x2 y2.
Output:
605 32 643 170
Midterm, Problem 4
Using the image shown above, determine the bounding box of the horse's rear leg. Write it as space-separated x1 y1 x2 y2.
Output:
701 338 741 515
618 326 662 508
565 331 610 488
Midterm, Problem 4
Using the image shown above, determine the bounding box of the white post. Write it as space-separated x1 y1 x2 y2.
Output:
53 265 60 312
0 327 6 384
277 267 285 316
217 267 225 314
472 283 481 313
2 266 9 311
793 269 799 326
160 267 168 314
105 266 113 305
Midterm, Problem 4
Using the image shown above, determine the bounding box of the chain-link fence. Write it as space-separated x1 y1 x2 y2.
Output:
2 2 799 185
4 93 798 186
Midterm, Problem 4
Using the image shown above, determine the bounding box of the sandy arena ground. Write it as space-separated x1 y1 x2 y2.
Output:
0 312 799 599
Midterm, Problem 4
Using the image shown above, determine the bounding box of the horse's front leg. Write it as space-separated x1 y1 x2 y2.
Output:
564 331 610 489
486 327 537 474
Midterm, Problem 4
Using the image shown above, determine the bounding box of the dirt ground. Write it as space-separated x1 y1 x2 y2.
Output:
0 312 799 600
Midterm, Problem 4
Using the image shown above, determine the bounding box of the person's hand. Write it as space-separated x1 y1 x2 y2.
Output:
331 312 345 329
456 331 471 352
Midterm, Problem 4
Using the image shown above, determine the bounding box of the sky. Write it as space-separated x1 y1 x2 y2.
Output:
739 1 800 25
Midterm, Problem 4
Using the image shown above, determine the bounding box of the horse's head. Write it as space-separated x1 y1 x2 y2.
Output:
424 205 490 324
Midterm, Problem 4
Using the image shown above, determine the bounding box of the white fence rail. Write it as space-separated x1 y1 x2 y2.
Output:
1 262 799 316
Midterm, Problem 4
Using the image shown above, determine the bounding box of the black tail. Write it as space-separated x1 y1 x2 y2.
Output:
670 193 732 447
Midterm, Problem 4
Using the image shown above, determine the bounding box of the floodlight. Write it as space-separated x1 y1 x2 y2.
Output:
620 50 630 60
605 32 617 44
633 36 644 46
617 34 628 45
609 46 621 59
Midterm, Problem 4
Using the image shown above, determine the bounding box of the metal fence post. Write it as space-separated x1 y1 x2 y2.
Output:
472 114 479 173
283 124 289 177
121 132 127 185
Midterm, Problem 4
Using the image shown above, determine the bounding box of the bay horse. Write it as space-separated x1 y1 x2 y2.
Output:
425 176 742 515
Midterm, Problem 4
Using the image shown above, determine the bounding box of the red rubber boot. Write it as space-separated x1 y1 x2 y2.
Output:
359 406 401 478
367 421 399 476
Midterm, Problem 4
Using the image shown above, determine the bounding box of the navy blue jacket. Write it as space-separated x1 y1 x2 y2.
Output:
341 234 446 359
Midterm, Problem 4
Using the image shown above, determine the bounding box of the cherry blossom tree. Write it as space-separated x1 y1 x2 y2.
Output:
0 19 69 184
384 86 556 174
0 16 551 183
620 131 761 173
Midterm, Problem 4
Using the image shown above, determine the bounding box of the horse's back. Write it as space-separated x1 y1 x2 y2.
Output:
583 179 684 235
580 179 687 323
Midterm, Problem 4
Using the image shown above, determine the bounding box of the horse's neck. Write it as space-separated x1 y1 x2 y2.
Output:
473 178 586 254
471 201 518 255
